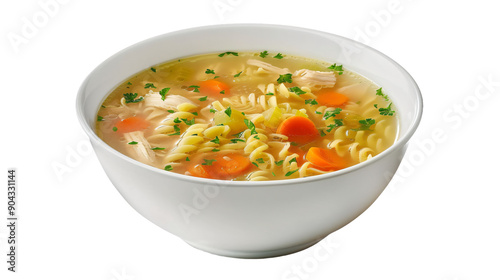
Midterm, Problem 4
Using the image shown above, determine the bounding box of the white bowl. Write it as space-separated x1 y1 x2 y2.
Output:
76 24 422 258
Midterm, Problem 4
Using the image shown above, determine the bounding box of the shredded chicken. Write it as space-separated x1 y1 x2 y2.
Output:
144 92 196 109
292 69 336 89
247 60 337 89
123 131 156 164
247 59 290 75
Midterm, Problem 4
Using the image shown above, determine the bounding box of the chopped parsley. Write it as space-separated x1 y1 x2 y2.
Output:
290 86 306 95
315 111 322 114
273 53 284 59
151 147 165 150
289 158 297 164
326 119 344 132
123 93 144 103
144 83 156 89
375 103 395 116
277 73 293 83
213 76 220 79
265 92 274 95
244 119 257 135
210 136 220 144
181 118 195 125
112 126 118 132
205 69 215 74
224 106 232 117
164 165 173 171
218 51 239 57
256 158 265 164
220 90 225 94
323 108 342 120
191 112 198 116
272 172 276 176
167 109 175 113
328 63 344 75
275 160 284 166
253 135 260 140
127 82 132 85
285 169 299 176
234 71 242 77
199 96 208 101
252 162 259 168
128 141 138 145
352 118 375 131
159 88 170 101
376 88 389 101
305 99 318 105
209 108 217 113
230 138 245 143
202 159 216 166
186 157 190 161
168 125 181 136
259 50 269 58
101 105 106 108
188 85 200 92
320 129 326 137
97 115 104 121
212 148 220 152
173 117 182 124
150 67 156 72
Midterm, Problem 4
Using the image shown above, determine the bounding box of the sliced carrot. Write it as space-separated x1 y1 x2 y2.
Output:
209 153 251 179
115 116 149 133
188 153 251 180
277 116 319 144
199 80 231 96
316 90 349 107
306 147 348 171
289 146 306 166
188 164 212 179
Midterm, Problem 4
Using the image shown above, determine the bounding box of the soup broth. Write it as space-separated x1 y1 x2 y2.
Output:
96 51 398 181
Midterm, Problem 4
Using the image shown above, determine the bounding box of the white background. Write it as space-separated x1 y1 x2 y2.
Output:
1 0 499 279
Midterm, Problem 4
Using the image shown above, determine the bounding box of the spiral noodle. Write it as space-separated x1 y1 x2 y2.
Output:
163 124 209 166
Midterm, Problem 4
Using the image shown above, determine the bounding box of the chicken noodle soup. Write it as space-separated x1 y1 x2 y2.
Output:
96 51 398 181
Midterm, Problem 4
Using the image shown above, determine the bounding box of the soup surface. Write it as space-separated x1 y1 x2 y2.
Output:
96 51 398 181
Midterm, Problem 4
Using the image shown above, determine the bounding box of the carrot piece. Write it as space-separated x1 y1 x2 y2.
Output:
316 90 349 107
187 153 251 180
199 80 231 96
188 164 212 179
277 116 319 144
306 147 348 171
115 116 149 133
209 153 251 179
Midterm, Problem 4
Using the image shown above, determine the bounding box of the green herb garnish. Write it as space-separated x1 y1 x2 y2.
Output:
290 86 306 95
218 51 239 57
326 119 344 132
375 103 395 116
128 141 138 145
352 118 375 131
181 118 195 125
376 88 389 101
320 129 326 137
112 126 118 132
323 108 342 120
188 85 200 92
225 106 232 117
273 53 284 59
186 157 190 161
205 69 215 74
277 73 293 83
168 125 181 136
202 159 216 166
173 117 182 124
256 158 265 164
97 115 104 121
252 162 259 168
199 96 208 101
210 136 220 144
150 67 156 72
191 112 198 116
167 109 175 113
144 83 156 89
127 82 132 85
220 90 225 94
159 88 170 101
266 92 274 95
289 158 297 164
151 147 165 150
305 99 318 105
234 71 242 77
259 51 269 58
244 119 257 135
212 148 220 152
230 138 245 143
210 109 217 113
123 93 144 103
328 63 343 75
275 160 284 166
164 165 173 171
285 169 299 176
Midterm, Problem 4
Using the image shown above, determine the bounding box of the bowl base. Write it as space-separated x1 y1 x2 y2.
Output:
185 238 323 259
